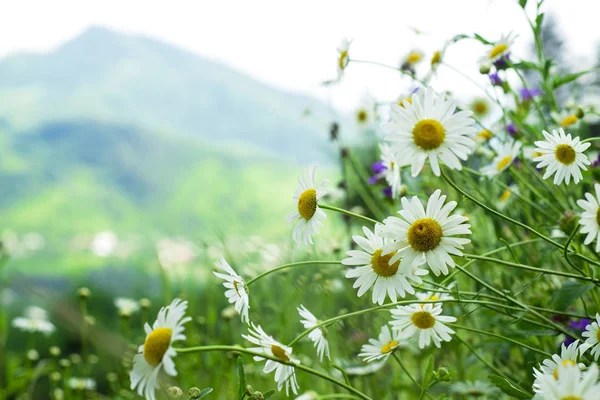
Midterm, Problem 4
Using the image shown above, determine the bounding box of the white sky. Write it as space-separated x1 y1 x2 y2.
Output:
1 0 599 112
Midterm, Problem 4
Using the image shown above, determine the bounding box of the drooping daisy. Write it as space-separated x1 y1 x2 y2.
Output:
475 129 494 143
213 257 250 323
380 190 471 276
552 110 581 129
532 340 587 393
68 377 97 391
498 185 518 211
358 326 403 363
481 140 521 177
369 144 405 199
297 305 330 361
479 33 515 66
415 283 456 307
583 314 600 360
130 298 191 400
535 363 600 400
115 298 140 317
449 380 500 398
390 303 456 349
577 184 600 252
286 164 328 245
243 323 300 395
384 88 477 177
533 129 591 185
343 225 428 305
336 38 351 80
12 306 56 335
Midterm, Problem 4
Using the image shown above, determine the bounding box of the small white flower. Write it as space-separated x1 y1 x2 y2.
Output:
583 314 600 360
390 303 456 349
415 283 456 307
336 38 351 80
358 326 403 363
115 298 140 316
373 144 405 199
355 93 376 127
12 306 55 335
577 184 600 252
213 257 250 324
533 129 591 185
532 340 588 394
286 164 328 245
130 298 191 400
380 189 471 276
479 33 515 65
384 88 477 177
343 225 428 305
68 377 96 391
243 323 300 395
481 139 521 177
551 110 580 129
535 363 600 400
297 305 330 361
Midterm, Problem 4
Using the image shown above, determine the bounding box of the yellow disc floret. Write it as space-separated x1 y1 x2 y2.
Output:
381 340 399 354
398 97 413 108
496 156 513 171
411 311 436 329
271 344 290 362
298 189 317 220
357 109 368 123
560 115 578 127
553 360 577 380
477 130 493 141
338 50 348 70
499 189 512 203
412 119 445 150
555 144 576 165
370 249 400 277
143 327 173 367
407 218 443 252
431 51 441 67
489 43 508 60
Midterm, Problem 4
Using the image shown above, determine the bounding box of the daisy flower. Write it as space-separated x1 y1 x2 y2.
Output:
532 340 587 393
336 38 351 80
130 298 191 400
297 305 330 361
577 184 600 252
390 303 456 349
370 144 405 199
286 164 328 245
358 326 403 363
552 110 580 129
115 298 140 317
12 306 55 335
213 257 250 324
533 129 591 185
479 33 515 65
583 314 600 360
384 88 477 177
498 185 518 211
355 93 376 127
449 380 500 398
243 323 300 395
481 139 521 177
535 363 600 400
415 283 456 306
343 225 428 305
380 189 471 277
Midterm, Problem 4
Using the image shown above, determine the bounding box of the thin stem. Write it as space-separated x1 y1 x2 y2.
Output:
319 203 379 225
246 261 342 286
581 137 600 143
441 62 503 111
175 345 372 400
349 59 429 86
506 60 548 126
391 353 433 400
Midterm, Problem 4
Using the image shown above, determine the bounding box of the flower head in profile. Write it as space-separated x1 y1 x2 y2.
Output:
358 326 403 363
336 38 352 80
286 164 328 245
213 257 250 323
343 225 428 305
390 303 456 348
297 305 330 361
380 190 471 276
479 33 515 66
12 306 55 335
498 185 518 211
243 323 300 395
533 129 590 185
369 144 405 199
415 283 456 307
481 140 521 177
583 314 600 360
577 184 600 253
130 298 191 400
115 298 140 317
384 88 477 177
552 110 581 129
532 340 588 394
535 363 600 400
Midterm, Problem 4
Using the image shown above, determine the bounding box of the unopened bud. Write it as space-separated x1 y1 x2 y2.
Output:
167 386 183 398
558 210 578 236
575 107 585 119
250 391 264 400
49 346 61 357
479 64 491 74
106 372 118 383
399 185 408 197
70 353 82 365
77 287 91 300
27 349 39 361
139 298 151 309
50 372 61 382
435 366 451 382
188 387 202 398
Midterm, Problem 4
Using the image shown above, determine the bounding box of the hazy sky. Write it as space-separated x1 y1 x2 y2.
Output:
1 0 599 112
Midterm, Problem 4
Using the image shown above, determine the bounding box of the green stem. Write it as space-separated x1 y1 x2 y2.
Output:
506 60 548 126
175 346 371 400
319 203 379 225
581 137 600 143
391 353 433 400
449 324 551 356
318 395 360 400
246 261 342 286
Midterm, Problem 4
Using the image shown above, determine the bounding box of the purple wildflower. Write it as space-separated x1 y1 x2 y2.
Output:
571 318 591 331
520 87 542 102
493 53 511 69
489 73 503 86
371 160 386 174
506 123 518 137
382 186 393 198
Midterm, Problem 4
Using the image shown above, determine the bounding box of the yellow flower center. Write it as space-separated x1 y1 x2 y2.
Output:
407 218 443 252
233 280 242 296
477 130 493 141
533 151 543 158
427 295 440 301
412 119 445 150
467 389 485 396
143 327 172 367
357 109 368 123
555 144 576 165
271 344 290 362
407 52 422 64
370 249 400 277
560 115 578 127
489 43 508 59
381 340 399 354
398 97 413 108
596 326 600 342
560 397 582 400
298 189 317 220
411 311 436 329
553 359 576 380
499 189 512 202
431 51 441 66
472 100 489 116
496 156 513 171
338 50 348 70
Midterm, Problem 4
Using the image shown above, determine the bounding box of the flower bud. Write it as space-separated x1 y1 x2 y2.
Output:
27 349 39 361
49 346 61 357
558 210 578 236
70 353 82 365
50 372 61 382
479 64 491 74
58 359 71 368
435 366 451 382
575 107 585 119
167 386 183 398
139 298 151 309
250 391 264 400
106 372 118 383
246 385 254 395
77 287 91 300
188 387 202 398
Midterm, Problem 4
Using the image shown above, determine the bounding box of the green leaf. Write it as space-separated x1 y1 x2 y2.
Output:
488 375 532 399
499 238 519 263
553 67 600 88
473 33 492 45
550 280 594 311
198 388 214 399
450 34 470 44
535 13 545 35
263 390 276 399
519 0 528 8
512 61 539 72
423 356 435 387
237 357 246 400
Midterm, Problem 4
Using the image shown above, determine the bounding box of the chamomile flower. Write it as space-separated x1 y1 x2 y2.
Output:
370 144 405 199
130 298 191 400
286 164 328 245
481 140 521 177
390 303 456 348
535 363 600 400
213 257 250 323
470 98 490 118
115 298 140 317
532 340 587 393
552 110 580 128
582 314 600 360
533 129 591 185
498 185 518 211
343 225 428 305
12 306 55 335
336 38 351 80
475 129 494 143
358 326 402 363
450 380 500 398
415 283 456 306
297 305 330 361
380 189 471 276
355 94 376 127
479 33 515 65
243 323 300 395
384 88 477 177
577 184 600 252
